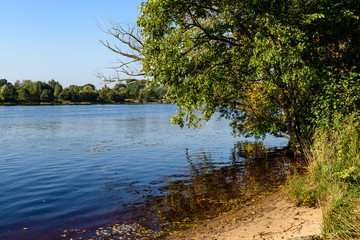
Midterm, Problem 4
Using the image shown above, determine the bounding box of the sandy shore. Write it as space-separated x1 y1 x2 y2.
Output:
168 191 322 240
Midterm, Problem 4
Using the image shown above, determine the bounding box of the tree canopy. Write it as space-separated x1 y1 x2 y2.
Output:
138 0 360 149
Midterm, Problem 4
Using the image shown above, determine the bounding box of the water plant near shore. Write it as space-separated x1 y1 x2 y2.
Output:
285 115 360 239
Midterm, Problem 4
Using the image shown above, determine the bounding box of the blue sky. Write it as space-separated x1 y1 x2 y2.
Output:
1 0 143 88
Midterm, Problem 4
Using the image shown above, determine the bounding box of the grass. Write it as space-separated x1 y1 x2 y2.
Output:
284 116 360 239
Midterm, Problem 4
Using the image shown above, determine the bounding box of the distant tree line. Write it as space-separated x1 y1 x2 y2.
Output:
0 79 167 104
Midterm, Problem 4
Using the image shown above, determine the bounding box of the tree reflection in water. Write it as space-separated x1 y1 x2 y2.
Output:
156 142 295 230
91 141 298 239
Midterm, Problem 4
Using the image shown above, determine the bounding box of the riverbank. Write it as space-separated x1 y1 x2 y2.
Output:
168 191 322 240
0 99 169 106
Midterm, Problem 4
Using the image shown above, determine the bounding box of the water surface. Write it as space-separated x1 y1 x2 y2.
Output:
0 104 289 239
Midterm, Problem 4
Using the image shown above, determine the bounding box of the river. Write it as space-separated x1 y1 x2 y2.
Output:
0 104 291 239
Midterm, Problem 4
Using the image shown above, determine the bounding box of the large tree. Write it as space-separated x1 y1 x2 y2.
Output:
138 0 360 149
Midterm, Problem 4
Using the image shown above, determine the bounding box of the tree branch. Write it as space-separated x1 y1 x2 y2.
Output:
98 22 145 83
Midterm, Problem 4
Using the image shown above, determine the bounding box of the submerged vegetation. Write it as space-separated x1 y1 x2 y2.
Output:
0 78 167 105
156 143 293 234
285 115 360 239
86 142 297 239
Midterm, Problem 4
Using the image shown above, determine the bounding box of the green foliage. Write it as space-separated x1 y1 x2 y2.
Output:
138 0 360 148
80 84 99 102
53 83 63 100
47 79 58 90
126 82 146 99
0 84 17 102
139 85 167 103
285 173 318 207
0 78 167 104
58 88 70 101
285 115 360 239
0 79 8 88
98 86 127 103
98 86 113 103
40 89 52 102
112 83 128 101
17 87 31 102
68 85 82 102
28 81 54 102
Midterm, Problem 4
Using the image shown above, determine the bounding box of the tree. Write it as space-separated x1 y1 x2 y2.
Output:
0 79 7 88
126 81 146 100
16 80 33 102
153 85 167 100
58 88 70 101
112 83 127 91
19 80 33 88
0 84 17 102
138 85 167 102
98 86 113 103
138 87 152 103
80 84 99 102
40 89 53 102
60 85 81 102
82 83 96 91
17 87 31 102
53 83 63 100
138 0 360 149
13 80 21 90
47 79 58 90
29 81 53 102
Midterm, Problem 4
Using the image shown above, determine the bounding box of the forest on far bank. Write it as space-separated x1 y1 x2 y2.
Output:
0 79 167 105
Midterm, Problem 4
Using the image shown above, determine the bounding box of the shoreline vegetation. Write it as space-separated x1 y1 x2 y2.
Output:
285 115 360 239
0 99 170 106
0 78 168 106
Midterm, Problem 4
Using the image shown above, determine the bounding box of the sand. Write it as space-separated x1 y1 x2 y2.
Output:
168 191 322 240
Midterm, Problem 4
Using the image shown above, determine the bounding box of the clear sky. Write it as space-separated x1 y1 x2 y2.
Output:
1 0 143 89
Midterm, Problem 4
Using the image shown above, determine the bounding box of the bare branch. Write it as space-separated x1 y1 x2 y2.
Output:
97 22 146 83
94 71 146 84
110 59 139 70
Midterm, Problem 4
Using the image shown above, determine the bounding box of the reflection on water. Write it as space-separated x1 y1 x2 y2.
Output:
0 105 291 240
88 142 297 239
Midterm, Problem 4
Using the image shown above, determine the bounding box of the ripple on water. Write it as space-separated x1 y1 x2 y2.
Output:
0 104 290 240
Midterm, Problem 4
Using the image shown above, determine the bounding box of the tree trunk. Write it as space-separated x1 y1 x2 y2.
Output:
286 114 303 155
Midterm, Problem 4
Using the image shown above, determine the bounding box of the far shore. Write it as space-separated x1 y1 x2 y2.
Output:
0 99 171 106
